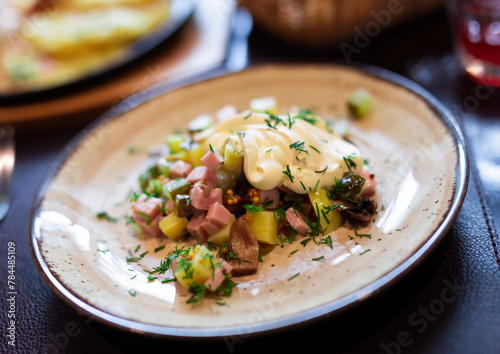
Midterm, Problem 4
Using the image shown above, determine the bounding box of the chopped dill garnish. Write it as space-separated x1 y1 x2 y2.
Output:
130 275 137 280
319 235 333 249
283 165 294 183
209 144 214 153
96 212 117 223
290 250 299 255
126 256 141 263
300 238 312 247
290 140 309 155
162 278 176 283
343 155 357 171
147 276 158 282
310 145 321 154
258 245 263 263
315 165 328 173
97 249 109 254
244 204 265 212
300 181 306 190
128 290 137 297
288 273 300 281
154 245 165 253
244 112 252 119
312 256 325 261
354 227 372 238
360 249 371 255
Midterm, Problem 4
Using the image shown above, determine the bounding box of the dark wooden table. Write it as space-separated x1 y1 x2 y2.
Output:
2 6 500 354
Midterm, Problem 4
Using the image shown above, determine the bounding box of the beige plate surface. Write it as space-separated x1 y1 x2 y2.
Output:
30 64 468 337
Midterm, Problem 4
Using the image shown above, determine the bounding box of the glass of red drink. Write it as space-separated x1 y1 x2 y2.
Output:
448 0 500 86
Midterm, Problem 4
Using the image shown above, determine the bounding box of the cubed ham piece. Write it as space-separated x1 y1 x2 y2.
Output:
164 199 175 215
258 188 280 209
131 194 163 219
200 219 221 235
201 149 224 171
285 207 311 235
186 166 218 188
170 160 193 178
191 183 223 210
205 261 233 291
207 202 232 226
187 212 208 243
135 213 164 238
359 169 377 197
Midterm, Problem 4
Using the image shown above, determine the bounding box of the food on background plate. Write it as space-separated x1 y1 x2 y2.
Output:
0 0 170 94
119 95 378 306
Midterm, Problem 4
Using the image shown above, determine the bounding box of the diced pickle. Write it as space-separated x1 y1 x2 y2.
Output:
337 172 366 202
163 178 190 200
156 157 173 177
348 89 373 118
148 179 163 195
175 194 192 217
188 114 213 133
308 188 343 233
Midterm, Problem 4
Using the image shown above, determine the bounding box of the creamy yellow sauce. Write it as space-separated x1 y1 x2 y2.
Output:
203 113 363 194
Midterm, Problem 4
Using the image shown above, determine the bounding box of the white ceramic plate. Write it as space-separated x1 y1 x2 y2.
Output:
30 64 468 337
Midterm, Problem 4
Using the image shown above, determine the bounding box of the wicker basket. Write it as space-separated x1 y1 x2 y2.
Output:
240 0 443 47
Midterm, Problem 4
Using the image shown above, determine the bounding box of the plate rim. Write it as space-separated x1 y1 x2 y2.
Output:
29 62 469 338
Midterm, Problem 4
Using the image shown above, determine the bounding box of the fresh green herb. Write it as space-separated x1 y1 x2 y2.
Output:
294 109 317 125
290 140 309 155
162 278 176 283
154 245 165 253
130 275 137 280
236 130 246 138
273 206 287 224
396 228 403 231
97 249 109 254
258 245 263 263
314 179 320 191
265 113 285 130
300 181 306 190
126 256 141 263
134 245 141 253
237 150 244 155
364 158 370 165
381 204 385 211
186 282 206 308
287 113 294 129
312 256 325 261
209 144 214 153
124 216 135 225
135 211 151 225
315 165 328 174
373 218 376 223
130 192 141 203
216 301 226 306
265 148 273 153
244 204 265 212
283 165 294 183
343 156 357 171
288 273 300 281
348 234 354 240
321 209 330 224
278 233 294 245
290 249 299 255
207 243 217 251
96 212 117 223
244 112 252 119
360 249 371 255
300 238 312 247
323 204 341 214
354 227 372 238
261 200 273 208
319 235 333 249
139 251 149 258
310 145 321 154
147 276 158 282
128 290 137 297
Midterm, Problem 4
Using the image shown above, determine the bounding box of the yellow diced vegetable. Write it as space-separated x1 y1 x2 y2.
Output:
308 189 343 234
223 142 243 177
186 144 204 167
174 245 215 289
246 210 277 245
159 213 188 240
166 134 187 153
207 215 236 245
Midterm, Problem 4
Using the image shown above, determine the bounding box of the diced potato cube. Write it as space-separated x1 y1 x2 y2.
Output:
308 189 342 233
207 215 236 245
246 210 277 245
174 245 216 289
159 213 188 240
186 144 204 167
